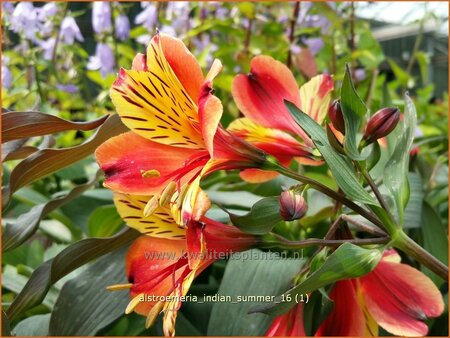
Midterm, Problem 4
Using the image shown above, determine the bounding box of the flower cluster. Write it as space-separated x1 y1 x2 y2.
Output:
96 33 444 337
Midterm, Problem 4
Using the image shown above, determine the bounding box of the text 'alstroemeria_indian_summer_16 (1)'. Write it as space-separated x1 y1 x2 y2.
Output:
227 54 334 183
95 33 272 230
265 249 445 337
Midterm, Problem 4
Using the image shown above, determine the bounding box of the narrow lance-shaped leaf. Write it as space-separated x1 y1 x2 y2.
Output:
340 64 368 160
2 172 100 252
2 111 109 143
6 228 140 319
251 243 382 316
49 249 129 336
226 196 282 235
285 101 377 206
2 114 128 206
383 93 417 224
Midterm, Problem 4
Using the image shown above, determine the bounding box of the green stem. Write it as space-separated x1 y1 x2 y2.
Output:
263 233 389 250
393 231 448 280
272 164 385 230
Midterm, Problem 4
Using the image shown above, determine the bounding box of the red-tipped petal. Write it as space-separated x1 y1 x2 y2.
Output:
158 33 205 103
232 56 311 143
95 132 201 195
228 118 313 162
198 83 223 157
132 53 148 71
359 253 445 336
125 236 187 315
240 168 280 183
316 280 366 336
299 74 334 124
266 303 305 336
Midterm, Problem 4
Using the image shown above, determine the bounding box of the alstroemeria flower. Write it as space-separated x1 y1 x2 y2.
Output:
266 250 444 337
229 55 333 182
317 249 445 336
115 215 256 336
96 33 267 226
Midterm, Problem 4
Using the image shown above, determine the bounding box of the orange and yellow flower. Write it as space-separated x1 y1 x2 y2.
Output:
266 249 444 337
95 33 267 226
115 216 256 336
228 55 334 182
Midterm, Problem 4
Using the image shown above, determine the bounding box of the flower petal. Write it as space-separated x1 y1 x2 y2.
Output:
114 193 186 239
198 71 223 157
95 132 202 195
228 117 313 160
316 280 366 336
125 236 186 316
239 168 280 183
110 35 204 148
266 303 306 336
359 255 445 336
159 33 204 103
298 74 334 124
232 55 312 144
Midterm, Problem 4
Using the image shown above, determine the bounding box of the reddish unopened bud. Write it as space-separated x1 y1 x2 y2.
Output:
363 107 400 144
328 100 345 134
279 190 308 221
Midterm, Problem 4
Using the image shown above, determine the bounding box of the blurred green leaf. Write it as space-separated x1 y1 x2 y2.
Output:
383 94 417 224
207 249 303 335
2 311 11 337
2 114 127 205
11 314 50 336
340 64 368 160
49 249 129 335
6 228 139 319
254 243 381 315
421 202 448 285
2 173 99 252
285 101 377 206
227 196 282 235
1 111 108 143
403 173 424 228
88 205 124 237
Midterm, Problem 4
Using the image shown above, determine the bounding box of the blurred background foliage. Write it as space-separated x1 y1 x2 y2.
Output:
1 1 448 336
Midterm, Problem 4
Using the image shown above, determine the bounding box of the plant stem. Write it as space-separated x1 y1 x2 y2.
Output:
286 1 300 68
272 164 385 230
51 2 69 66
393 231 448 280
243 17 253 54
264 232 389 250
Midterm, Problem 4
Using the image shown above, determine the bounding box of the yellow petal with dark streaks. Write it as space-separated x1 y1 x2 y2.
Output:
111 68 204 149
114 193 186 239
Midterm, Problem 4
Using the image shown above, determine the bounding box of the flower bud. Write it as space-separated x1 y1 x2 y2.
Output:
363 107 400 144
328 100 345 134
279 190 308 221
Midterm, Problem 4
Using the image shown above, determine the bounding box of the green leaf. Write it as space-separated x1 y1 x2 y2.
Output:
254 243 382 316
11 314 50 336
207 249 303 335
49 249 129 335
2 311 11 337
6 228 139 319
1 111 108 143
340 64 368 160
383 94 417 224
2 173 99 252
88 205 124 237
2 114 128 206
403 173 424 228
227 196 282 235
421 202 448 285
285 101 377 206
